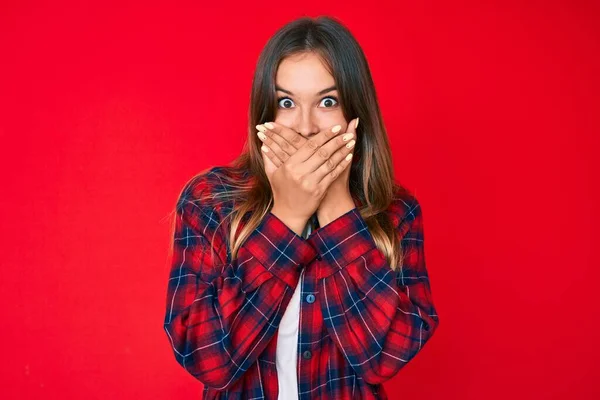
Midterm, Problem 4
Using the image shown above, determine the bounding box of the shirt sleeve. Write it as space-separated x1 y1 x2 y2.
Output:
163 190 318 390
307 197 440 385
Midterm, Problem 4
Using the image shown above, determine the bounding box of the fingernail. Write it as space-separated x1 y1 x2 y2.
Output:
264 122 275 129
345 153 353 161
346 139 356 148
332 125 342 133
257 132 267 141
354 118 360 129
256 124 267 132
342 133 354 141
261 144 269 153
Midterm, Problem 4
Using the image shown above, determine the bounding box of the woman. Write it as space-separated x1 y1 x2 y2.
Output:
163 15 439 400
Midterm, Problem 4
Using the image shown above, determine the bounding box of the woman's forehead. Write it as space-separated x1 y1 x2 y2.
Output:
276 57 335 97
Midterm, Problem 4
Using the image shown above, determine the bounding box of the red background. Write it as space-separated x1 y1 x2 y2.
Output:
1 1 598 399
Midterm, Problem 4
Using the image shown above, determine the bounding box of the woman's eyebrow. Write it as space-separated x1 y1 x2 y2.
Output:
275 85 337 96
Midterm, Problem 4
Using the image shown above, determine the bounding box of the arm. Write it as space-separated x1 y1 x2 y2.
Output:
163 183 318 390
308 196 440 385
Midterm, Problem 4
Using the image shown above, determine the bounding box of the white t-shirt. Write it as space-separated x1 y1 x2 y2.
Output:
276 219 313 400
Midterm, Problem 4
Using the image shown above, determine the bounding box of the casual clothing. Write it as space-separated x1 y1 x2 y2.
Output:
163 166 439 399
275 216 314 400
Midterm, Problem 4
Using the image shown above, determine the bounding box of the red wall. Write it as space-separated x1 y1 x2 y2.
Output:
1 1 598 399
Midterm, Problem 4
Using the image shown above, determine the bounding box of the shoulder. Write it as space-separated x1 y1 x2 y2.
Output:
175 165 239 231
387 184 423 229
177 166 237 206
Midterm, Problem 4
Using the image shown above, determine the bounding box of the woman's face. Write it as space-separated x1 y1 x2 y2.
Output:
273 52 349 139
260 51 351 178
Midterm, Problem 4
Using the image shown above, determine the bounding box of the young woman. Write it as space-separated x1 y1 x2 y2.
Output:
164 16 439 400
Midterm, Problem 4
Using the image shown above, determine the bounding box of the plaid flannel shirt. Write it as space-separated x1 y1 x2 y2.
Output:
164 167 440 399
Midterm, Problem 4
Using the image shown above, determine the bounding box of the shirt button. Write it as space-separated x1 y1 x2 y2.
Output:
306 294 315 303
316 255 322 261
302 350 312 359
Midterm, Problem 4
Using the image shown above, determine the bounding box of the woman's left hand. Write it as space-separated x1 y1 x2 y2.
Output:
257 118 359 224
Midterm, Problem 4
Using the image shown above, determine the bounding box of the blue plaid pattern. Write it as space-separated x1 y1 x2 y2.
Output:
164 166 440 399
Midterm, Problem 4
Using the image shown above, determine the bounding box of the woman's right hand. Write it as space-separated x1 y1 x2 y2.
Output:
262 123 355 226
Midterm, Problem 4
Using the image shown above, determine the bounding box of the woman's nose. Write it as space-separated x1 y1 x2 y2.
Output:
296 115 320 138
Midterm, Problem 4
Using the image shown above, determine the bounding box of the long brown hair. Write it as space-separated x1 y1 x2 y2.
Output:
172 16 411 272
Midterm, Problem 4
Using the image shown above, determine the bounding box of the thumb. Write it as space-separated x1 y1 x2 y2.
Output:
262 151 277 182
345 117 359 136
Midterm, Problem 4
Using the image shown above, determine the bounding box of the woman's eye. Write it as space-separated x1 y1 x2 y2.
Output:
319 96 338 108
276 96 339 109
277 97 295 109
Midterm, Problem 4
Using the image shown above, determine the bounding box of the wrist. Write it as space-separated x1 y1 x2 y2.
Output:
270 206 310 237
317 197 356 227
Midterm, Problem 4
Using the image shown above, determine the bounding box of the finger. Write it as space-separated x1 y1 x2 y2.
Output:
257 124 298 158
299 117 358 174
260 143 284 167
318 123 355 165
314 116 358 170
314 134 356 184
262 147 278 176
293 123 344 169
259 122 306 149
318 150 353 189
257 131 291 163
344 117 359 137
